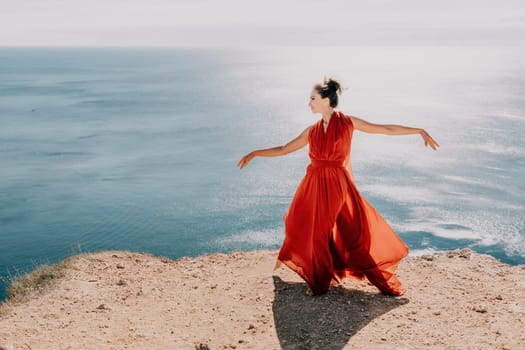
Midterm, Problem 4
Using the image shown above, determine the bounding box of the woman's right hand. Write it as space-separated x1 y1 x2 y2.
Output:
237 152 255 169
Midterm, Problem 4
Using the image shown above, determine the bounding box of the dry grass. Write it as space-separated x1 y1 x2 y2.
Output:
2 257 75 306
0 244 87 314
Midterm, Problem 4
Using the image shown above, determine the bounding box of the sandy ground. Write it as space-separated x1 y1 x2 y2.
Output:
0 248 524 350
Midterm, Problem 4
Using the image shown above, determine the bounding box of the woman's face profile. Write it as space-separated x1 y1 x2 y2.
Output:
308 89 328 114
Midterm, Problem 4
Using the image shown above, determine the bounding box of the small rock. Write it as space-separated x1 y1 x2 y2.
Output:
495 295 503 300
160 257 171 264
446 248 473 259
116 279 126 286
248 324 255 330
459 251 471 259
116 264 125 269
96 304 109 310
195 344 210 350
472 304 488 313
433 311 441 316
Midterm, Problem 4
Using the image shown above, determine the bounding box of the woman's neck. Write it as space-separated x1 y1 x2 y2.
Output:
321 108 335 123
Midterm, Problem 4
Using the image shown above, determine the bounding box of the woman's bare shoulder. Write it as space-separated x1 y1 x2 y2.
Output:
306 121 319 131
338 112 356 127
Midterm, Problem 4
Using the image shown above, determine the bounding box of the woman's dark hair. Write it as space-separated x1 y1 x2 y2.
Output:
314 77 343 107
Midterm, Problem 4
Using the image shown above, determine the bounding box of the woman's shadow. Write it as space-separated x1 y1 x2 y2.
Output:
272 276 409 350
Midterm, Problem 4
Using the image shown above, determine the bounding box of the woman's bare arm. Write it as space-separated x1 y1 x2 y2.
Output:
237 126 311 169
350 116 440 150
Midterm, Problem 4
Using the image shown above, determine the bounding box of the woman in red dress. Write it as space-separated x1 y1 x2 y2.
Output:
237 78 439 296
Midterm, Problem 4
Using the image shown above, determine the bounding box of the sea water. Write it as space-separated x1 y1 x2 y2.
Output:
1 46 524 301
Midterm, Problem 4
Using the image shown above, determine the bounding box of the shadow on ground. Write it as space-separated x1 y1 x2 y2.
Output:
272 276 409 350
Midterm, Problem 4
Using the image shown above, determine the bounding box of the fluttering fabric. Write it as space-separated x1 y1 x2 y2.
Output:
277 111 408 295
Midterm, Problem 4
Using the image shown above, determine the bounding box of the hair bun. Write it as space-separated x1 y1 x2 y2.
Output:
313 77 344 108
324 77 342 96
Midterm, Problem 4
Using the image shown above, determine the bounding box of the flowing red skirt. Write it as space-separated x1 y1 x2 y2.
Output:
277 112 408 295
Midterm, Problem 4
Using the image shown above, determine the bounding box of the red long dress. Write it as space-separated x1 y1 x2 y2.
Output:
277 111 409 295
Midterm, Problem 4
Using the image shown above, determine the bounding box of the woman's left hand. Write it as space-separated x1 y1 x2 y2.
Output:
420 129 440 150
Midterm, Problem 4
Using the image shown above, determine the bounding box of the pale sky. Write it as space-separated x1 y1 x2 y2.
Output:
0 0 524 46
